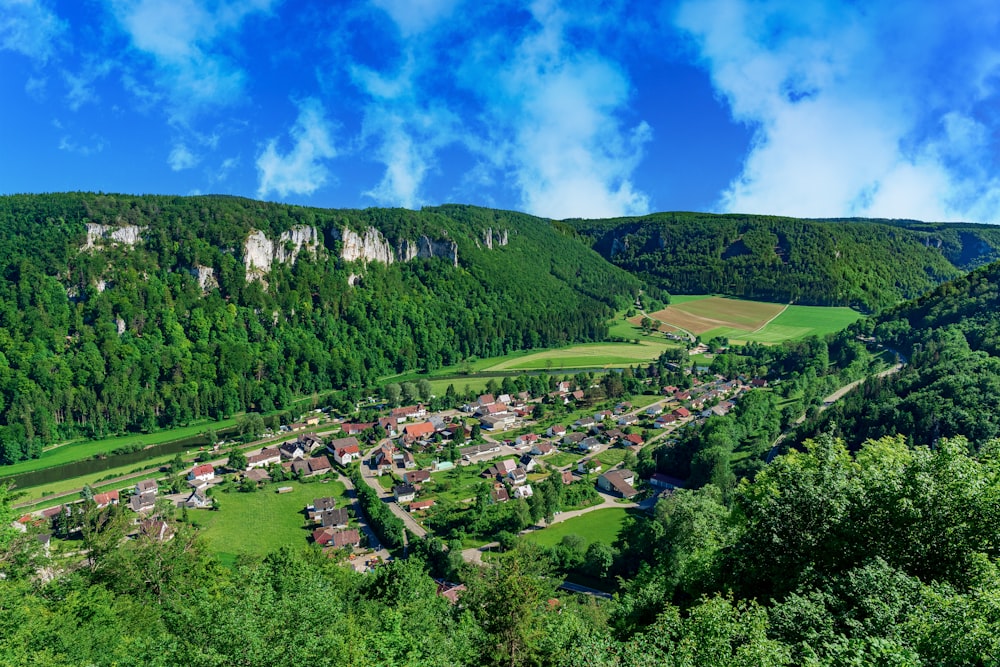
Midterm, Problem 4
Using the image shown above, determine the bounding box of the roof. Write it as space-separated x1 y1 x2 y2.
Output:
330 529 361 548
394 484 417 496
329 436 361 451
409 500 435 511
404 470 431 483
190 463 214 477
600 470 638 498
136 479 157 493
306 456 332 472
320 508 350 528
245 468 270 482
403 422 435 438
93 490 120 506
312 497 336 511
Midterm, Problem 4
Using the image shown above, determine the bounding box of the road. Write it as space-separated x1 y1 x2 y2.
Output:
358 443 428 538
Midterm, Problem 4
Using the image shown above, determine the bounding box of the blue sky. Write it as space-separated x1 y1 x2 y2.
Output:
2 0 1000 222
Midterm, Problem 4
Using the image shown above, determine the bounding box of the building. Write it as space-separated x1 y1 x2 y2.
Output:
598 469 638 499
246 448 281 469
187 464 215 483
394 484 417 503
329 437 362 465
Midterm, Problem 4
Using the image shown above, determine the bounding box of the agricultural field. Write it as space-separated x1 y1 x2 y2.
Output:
522 507 631 549
190 479 348 560
485 341 675 371
636 296 862 344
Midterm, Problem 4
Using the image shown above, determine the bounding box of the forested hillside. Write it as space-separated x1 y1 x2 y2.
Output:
798 258 1000 449
570 212 1000 310
0 194 641 462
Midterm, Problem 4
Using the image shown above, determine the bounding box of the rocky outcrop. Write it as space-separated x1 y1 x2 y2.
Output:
330 227 396 264
396 236 459 266
244 225 321 281
82 223 145 250
482 227 509 250
189 265 218 293
331 226 458 266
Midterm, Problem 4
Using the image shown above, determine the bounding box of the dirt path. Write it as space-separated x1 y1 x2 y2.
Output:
751 303 789 333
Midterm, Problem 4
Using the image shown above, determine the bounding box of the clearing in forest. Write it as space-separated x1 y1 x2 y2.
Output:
633 296 785 335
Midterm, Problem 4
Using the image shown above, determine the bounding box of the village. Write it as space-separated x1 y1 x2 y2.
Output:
12 367 761 583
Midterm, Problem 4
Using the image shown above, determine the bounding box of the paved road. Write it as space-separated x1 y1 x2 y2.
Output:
359 443 428 538
558 581 613 599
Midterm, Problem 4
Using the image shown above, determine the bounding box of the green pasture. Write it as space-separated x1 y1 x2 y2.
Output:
522 507 631 549
667 294 713 305
190 479 348 558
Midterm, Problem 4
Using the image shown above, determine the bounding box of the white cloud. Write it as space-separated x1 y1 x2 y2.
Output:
107 0 277 119
168 143 198 171
475 3 652 218
676 0 1000 222
256 98 337 199
370 0 461 36
0 0 65 62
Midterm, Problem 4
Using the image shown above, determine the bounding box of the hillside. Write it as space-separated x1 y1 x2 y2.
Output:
0 194 641 462
569 212 1000 310
796 258 1000 449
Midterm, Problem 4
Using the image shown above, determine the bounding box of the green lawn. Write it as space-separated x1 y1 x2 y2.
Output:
422 461 510 505
667 294 714 305
595 448 627 468
522 507 631 549
546 452 583 468
190 479 347 559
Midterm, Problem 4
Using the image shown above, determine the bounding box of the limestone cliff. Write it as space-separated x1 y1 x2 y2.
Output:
82 223 145 250
244 225 322 281
330 226 458 266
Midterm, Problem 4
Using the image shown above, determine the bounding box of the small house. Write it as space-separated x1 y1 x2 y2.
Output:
394 484 417 503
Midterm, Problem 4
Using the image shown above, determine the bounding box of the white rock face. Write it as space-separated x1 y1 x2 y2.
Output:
396 236 459 266
331 227 396 264
190 265 218 292
244 230 274 280
482 227 509 250
243 225 321 281
82 223 145 250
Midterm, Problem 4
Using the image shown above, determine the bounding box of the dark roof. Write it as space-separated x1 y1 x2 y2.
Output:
313 497 336 511
394 484 416 496
320 508 350 528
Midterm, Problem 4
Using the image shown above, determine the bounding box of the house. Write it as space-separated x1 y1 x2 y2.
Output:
614 402 632 414
309 497 336 514
530 442 555 456
247 448 281 469
673 407 692 419
372 442 397 473
645 405 663 416
594 410 613 422
394 449 416 470
507 467 528 485
618 414 638 426
93 490 120 508
512 484 533 499
750 378 768 388
483 458 518 478
578 458 602 475
401 470 429 485
293 456 333 477
654 415 676 428
139 519 174 541
280 441 306 460
330 529 361 549
555 381 571 393
491 485 510 503
185 488 212 509
519 454 538 472
598 469 638 498
299 432 324 451
573 416 596 429
578 436 601 452
649 473 686 491
561 471 575 485
403 421 435 441
341 422 374 435
409 499 435 512
378 417 398 438
515 433 539 448
562 432 586 446
390 405 424 423
571 390 585 401
547 424 567 437
394 484 417 503
477 393 496 407
136 479 157 495
711 401 735 417
625 433 644 447
436 581 466 604
329 437 362 465
129 491 156 513
188 464 215 483
319 508 350 528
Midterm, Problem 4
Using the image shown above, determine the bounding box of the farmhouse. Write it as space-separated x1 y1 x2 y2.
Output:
292 456 332 477
403 421 435 441
341 422 374 435
185 488 212 509
280 442 305 460
530 442 555 456
515 433 539 448
93 490 120 509
547 424 567 437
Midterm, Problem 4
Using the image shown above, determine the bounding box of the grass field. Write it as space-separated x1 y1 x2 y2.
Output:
485 341 675 371
190 479 348 559
522 507 631 549
636 296 862 344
